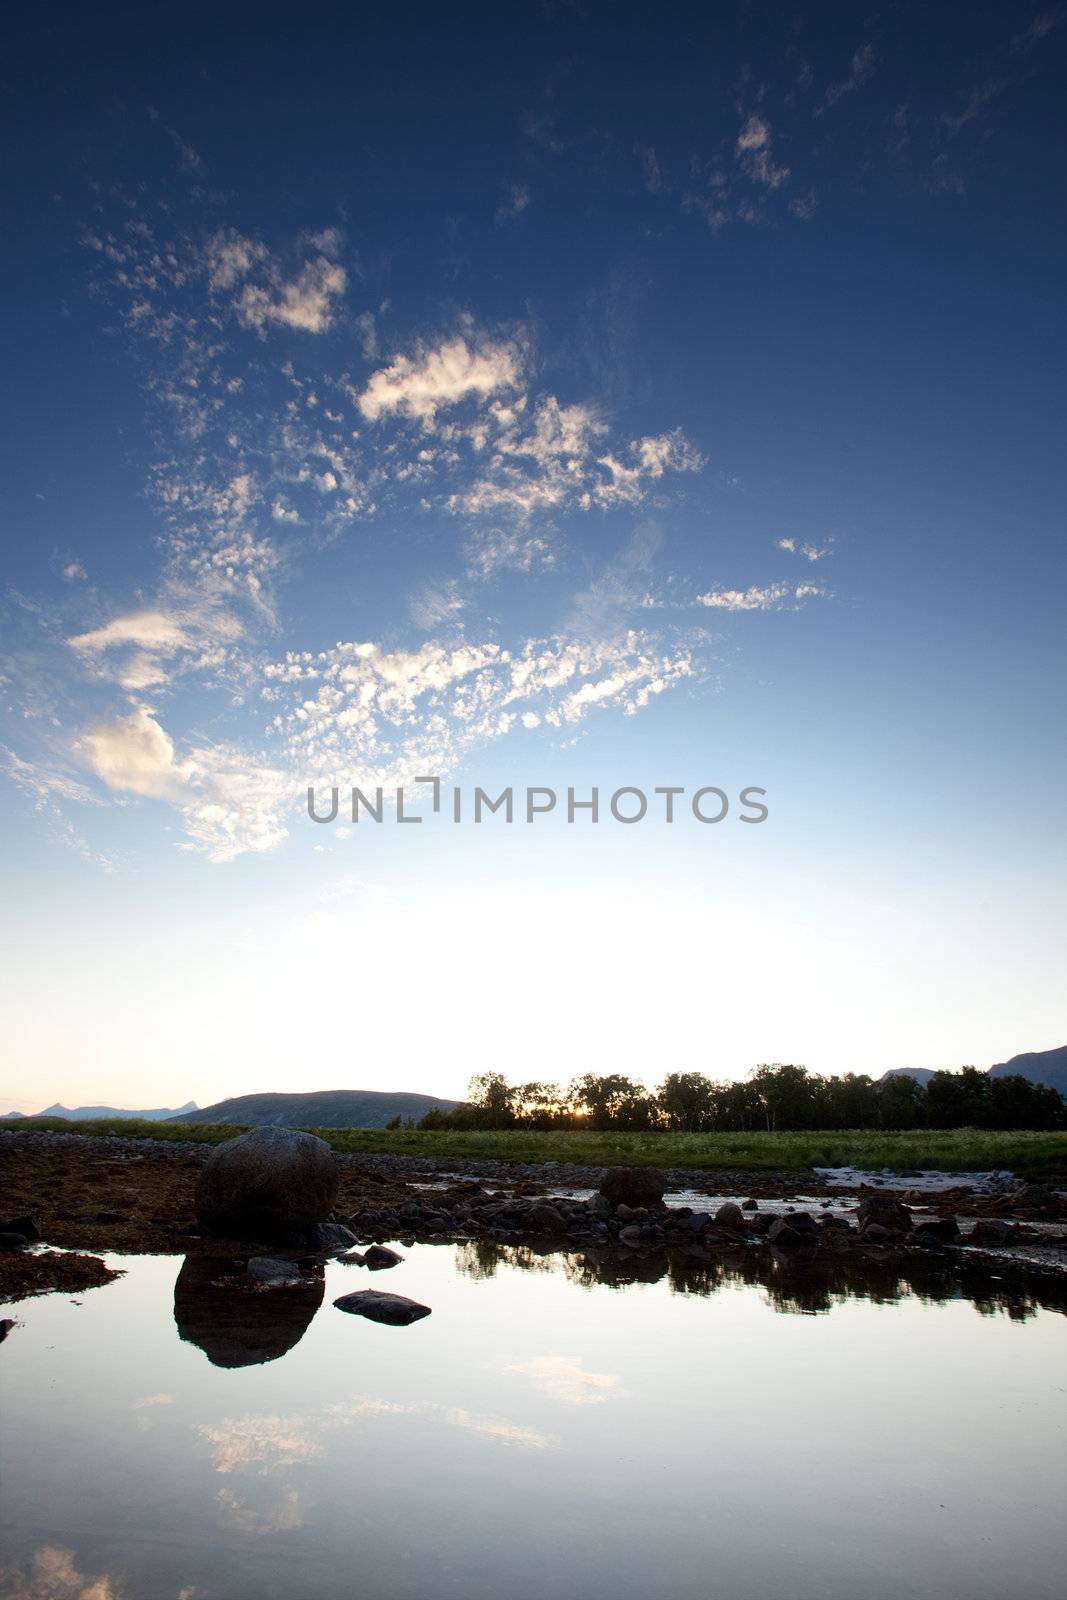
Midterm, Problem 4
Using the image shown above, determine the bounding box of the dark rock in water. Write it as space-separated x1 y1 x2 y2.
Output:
860 1222 900 1243
857 1194 911 1230
969 1218 1014 1246
0 1318 16 1342
599 1167 666 1208
246 1256 306 1287
768 1218 804 1247
0 1216 40 1243
527 1202 566 1232
174 1255 324 1366
617 1225 645 1247
363 1245 403 1271
786 1211 817 1233
741 1198 758 1211
195 1127 340 1240
310 1222 358 1253
0 1233 30 1251
714 1202 745 1230
911 1215 960 1245
333 1290 431 1325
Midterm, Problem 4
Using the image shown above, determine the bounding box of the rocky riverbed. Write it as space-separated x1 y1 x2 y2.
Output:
2 1127 1066 1303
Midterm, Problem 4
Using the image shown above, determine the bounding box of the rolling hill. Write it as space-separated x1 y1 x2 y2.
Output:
169 1089 459 1130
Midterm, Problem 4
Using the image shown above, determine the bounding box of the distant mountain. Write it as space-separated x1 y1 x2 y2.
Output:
170 1089 459 1130
880 1068 935 1086
988 1046 1067 1099
12 1100 199 1122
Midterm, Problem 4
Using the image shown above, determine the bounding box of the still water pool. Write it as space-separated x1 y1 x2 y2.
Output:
2 1243 1065 1600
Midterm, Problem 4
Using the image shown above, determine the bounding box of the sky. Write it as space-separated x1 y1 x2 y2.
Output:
1 2 1065 1114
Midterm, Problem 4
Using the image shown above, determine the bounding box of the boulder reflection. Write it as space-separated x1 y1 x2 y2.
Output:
173 1256 325 1367
454 1238 1067 1320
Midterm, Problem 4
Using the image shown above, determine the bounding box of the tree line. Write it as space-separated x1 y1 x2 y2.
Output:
407 1063 1065 1133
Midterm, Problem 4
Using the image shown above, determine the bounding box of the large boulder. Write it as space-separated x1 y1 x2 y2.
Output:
195 1127 340 1241
599 1167 667 1209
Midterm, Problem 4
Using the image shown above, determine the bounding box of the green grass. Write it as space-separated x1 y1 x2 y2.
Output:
9 1117 1067 1175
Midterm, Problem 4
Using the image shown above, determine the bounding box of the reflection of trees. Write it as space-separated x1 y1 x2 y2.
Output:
452 1238 1067 1321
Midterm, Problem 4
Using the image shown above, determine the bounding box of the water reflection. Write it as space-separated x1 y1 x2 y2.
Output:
454 1237 1067 1320
172 1257 324 1367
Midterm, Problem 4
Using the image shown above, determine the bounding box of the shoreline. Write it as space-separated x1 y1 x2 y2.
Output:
3 1127 1066 1303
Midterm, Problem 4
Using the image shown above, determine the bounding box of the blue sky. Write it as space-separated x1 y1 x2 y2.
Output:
2 3 1065 1112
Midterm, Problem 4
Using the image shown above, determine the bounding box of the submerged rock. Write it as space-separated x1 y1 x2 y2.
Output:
333 1289 431 1325
195 1127 340 1241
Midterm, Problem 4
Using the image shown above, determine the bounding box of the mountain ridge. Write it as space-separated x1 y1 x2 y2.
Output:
169 1088 459 1130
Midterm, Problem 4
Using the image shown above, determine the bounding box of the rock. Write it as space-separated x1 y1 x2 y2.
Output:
246 1256 305 1287
0 1216 40 1243
857 1194 911 1230
617 1225 645 1247
969 1219 1014 1246
528 1203 566 1233
363 1245 403 1271
911 1215 960 1244
195 1127 340 1240
310 1222 358 1253
599 1167 667 1209
767 1220 803 1248
0 1318 15 1342
714 1202 745 1230
0 1233 30 1251
786 1211 817 1233
860 1223 900 1244
741 1198 758 1211
333 1290 431 1325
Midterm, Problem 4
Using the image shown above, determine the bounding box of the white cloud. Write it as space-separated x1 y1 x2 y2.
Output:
696 583 824 611
636 143 663 192
816 44 878 115
205 228 268 291
357 333 525 423
237 257 347 334
496 182 531 223
80 707 192 800
78 708 291 860
267 629 693 786
736 115 790 190
69 609 192 655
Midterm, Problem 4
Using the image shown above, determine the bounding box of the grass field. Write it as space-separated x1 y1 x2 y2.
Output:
7 1117 1067 1175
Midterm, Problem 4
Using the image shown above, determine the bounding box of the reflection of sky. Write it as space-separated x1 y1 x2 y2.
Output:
1 1247 1065 1600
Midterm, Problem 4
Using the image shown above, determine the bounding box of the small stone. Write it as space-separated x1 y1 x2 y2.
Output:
333 1290 431 1325
363 1245 403 1271
246 1256 305 1287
